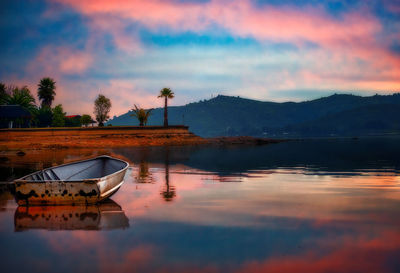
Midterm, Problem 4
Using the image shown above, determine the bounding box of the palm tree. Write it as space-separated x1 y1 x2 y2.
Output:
5 86 37 113
38 77 56 107
158 87 174 127
130 105 153 126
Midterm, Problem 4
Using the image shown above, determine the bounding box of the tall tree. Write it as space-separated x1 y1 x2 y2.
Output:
52 104 66 127
130 105 153 126
94 94 111 126
158 87 174 127
35 106 53 127
38 77 56 107
5 86 37 113
0 82 7 104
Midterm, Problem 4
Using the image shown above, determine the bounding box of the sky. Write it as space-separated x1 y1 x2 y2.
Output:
0 0 399 116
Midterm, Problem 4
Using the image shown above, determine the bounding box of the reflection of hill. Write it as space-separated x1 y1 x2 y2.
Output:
112 137 400 175
14 199 129 231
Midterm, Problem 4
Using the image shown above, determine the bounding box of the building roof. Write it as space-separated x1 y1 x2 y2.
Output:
0 105 32 119
66 115 82 118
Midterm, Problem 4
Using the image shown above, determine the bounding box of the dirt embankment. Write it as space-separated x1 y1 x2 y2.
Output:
0 126 286 152
0 126 207 150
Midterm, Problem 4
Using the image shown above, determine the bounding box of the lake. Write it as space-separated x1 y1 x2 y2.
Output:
1 137 400 273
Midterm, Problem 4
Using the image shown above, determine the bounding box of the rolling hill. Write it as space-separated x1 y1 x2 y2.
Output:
107 93 400 138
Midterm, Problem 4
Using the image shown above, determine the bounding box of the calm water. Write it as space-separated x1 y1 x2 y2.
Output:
1 138 400 273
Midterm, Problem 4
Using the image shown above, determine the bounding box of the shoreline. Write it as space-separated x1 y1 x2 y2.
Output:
0 126 285 152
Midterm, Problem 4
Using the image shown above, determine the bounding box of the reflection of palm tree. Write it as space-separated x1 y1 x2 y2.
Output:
161 147 176 202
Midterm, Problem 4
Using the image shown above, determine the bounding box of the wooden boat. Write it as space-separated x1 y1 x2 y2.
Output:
14 155 129 206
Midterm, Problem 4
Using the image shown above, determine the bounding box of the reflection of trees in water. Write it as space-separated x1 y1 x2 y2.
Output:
160 147 176 202
129 147 176 201
114 146 178 201
134 161 155 184
133 147 155 184
161 161 176 202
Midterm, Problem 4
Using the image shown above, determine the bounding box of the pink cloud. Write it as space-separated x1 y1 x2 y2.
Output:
99 80 161 116
8 0 394 115
51 0 400 88
53 0 381 50
86 15 143 54
28 46 93 75
384 0 400 13
55 0 208 31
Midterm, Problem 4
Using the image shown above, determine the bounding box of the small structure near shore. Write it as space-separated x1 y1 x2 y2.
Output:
0 105 32 128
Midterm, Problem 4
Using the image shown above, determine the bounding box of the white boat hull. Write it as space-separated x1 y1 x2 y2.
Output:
14 156 129 205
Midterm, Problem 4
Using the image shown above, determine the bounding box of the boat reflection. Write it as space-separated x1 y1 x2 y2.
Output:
14 199 129 231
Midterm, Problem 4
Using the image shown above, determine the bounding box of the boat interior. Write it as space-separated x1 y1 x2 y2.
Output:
24 157 128 181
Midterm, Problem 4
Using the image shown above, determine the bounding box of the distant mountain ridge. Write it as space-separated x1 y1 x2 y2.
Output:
107 93 400 137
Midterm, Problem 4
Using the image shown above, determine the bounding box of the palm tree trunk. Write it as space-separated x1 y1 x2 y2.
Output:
164 96 168 127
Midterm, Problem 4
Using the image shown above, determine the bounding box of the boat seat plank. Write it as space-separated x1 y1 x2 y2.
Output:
33 174 41 181
49 169 60 180
42 171 51 180
37 172 44 181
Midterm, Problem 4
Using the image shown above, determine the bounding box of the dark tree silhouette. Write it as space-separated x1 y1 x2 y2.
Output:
37 77 56 108
158 87 174 127
130 105 153 126
0 82 7 104
80 114 92 127
5 86 36 113
52 104 66 127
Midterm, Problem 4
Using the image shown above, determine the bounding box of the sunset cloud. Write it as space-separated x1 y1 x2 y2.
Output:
54 0 382 47
28 46 93 75
0 0 399 116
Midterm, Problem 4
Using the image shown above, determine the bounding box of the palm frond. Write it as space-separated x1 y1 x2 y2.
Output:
130 105 153 126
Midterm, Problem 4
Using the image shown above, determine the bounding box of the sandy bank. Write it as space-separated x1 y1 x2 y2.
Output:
0 126 207 150
0 126 285 152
